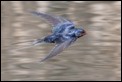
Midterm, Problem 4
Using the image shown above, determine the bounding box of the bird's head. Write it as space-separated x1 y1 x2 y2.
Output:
75 28 86 38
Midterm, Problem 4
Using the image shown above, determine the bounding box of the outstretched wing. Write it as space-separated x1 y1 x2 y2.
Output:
30 11 74 27
40 38 77 62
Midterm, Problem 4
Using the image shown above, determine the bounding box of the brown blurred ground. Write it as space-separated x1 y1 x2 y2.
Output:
1 1 121 81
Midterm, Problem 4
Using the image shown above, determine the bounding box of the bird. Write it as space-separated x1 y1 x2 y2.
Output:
14 11 86 62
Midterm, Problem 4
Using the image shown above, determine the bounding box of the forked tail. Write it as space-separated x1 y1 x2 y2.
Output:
11 39 45 51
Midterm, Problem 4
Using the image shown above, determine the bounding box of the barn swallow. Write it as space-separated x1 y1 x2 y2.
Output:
14 11 86 62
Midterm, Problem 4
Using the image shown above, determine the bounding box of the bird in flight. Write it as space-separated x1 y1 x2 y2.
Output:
14 11 86 62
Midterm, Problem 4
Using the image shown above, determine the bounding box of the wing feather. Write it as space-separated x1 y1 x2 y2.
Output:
30 11 73 27
40 38 76 62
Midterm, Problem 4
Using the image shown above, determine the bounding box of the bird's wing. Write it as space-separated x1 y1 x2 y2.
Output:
40 38 77 62
30 11 74 27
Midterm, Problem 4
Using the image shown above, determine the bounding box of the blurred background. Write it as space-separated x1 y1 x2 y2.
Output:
1 1 121 81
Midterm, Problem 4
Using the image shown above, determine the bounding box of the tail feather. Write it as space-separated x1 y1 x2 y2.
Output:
11 39 45 51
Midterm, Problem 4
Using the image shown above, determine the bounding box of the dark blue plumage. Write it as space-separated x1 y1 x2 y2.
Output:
15 11 86 62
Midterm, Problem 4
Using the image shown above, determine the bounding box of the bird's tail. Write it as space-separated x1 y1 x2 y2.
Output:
10 39 46 51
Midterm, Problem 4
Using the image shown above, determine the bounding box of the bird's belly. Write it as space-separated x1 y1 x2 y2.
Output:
55 35 72 44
